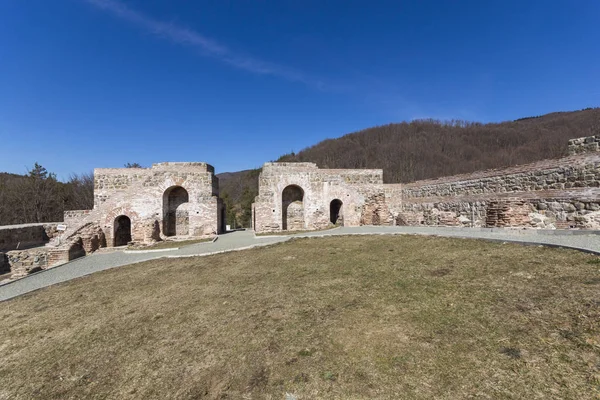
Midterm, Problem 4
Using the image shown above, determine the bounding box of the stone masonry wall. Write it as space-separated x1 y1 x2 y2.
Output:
6 248 49 278
397 137 600 229
64 162 221 249
402 152 600 199
0 223 59 251
254 163 388 232
569 135 600 155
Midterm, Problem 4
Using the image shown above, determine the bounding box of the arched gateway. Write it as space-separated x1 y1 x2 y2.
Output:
163 186 189 236
282 185 304 231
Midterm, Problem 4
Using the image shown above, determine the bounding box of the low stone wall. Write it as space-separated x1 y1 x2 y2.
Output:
0 223 59 251
397 193 600 230
6 248 49 278
396 136 600 230
64 210 93 225
402 152 600 199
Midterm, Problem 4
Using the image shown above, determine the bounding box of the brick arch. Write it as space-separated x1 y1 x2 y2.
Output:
114 215 132 246
282 185 304 231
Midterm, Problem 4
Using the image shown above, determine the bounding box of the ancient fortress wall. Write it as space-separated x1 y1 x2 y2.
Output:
44 163 222 270
253 162 393 232
397 138 600 229
91 162 221 245
253 135 600 233
2 136 599 281
0 223 60 282
1 163 225 281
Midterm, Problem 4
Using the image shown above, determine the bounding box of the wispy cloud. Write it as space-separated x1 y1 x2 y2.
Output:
84 0 327 88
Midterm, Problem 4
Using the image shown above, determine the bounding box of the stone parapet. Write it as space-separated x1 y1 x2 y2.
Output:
0 223 59 252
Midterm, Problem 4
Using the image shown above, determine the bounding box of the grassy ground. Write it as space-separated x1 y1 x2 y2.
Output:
127 238 213 250
1 235 600 399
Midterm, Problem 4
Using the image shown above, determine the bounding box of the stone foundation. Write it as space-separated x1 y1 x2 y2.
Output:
5 248 49 278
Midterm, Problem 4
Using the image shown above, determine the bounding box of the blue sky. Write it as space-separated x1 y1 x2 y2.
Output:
1 0 598 179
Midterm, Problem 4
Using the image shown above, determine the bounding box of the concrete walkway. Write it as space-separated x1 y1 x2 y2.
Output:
1 226 599 302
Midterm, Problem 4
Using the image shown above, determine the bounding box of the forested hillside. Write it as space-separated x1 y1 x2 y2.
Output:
0 164 93 226
278 108 600 183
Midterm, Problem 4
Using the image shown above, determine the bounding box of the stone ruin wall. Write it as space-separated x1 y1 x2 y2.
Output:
90 162 221 246
253 137 600 233
397 142 600 229
0 162 225 282
253 163 394 233
0 223 61 283
0 223 59 252
569 135 600 155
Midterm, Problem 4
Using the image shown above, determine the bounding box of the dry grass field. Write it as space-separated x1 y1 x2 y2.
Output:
1 235 600 399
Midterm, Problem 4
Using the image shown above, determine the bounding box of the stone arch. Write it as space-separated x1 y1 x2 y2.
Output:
330 199 343 226
114 215 132 246
282 185 304 231
163 186 189 236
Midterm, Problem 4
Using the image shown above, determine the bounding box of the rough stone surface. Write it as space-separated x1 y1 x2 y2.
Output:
395 136 600 229
569 135 600 155
6 248 49 278
0 223 59 252
253 163 391 232
61 162 223 251
254 135 600 232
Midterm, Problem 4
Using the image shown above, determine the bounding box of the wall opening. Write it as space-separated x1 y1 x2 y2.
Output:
114 215 132 246
163 186 189 236
69 238 86 260
220 205 226 233
282 185 304 231
330 199 343 225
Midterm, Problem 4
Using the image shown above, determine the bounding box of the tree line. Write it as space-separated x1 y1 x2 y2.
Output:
0 163 94 225
278 108 600 183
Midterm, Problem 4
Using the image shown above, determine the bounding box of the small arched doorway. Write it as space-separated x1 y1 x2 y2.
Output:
163 186 189 236
282 185 304 231
330 199 343 225
114 215 132 246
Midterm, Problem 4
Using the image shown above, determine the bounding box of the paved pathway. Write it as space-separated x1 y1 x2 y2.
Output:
1 227 599 301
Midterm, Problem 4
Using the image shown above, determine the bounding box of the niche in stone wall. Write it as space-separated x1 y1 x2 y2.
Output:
282 185 304 231
163 186 189 236
114 215 132 246
330 199 343 226
360 193 393 226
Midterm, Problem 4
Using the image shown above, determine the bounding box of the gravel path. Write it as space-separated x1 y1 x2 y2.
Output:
1 227 598 301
